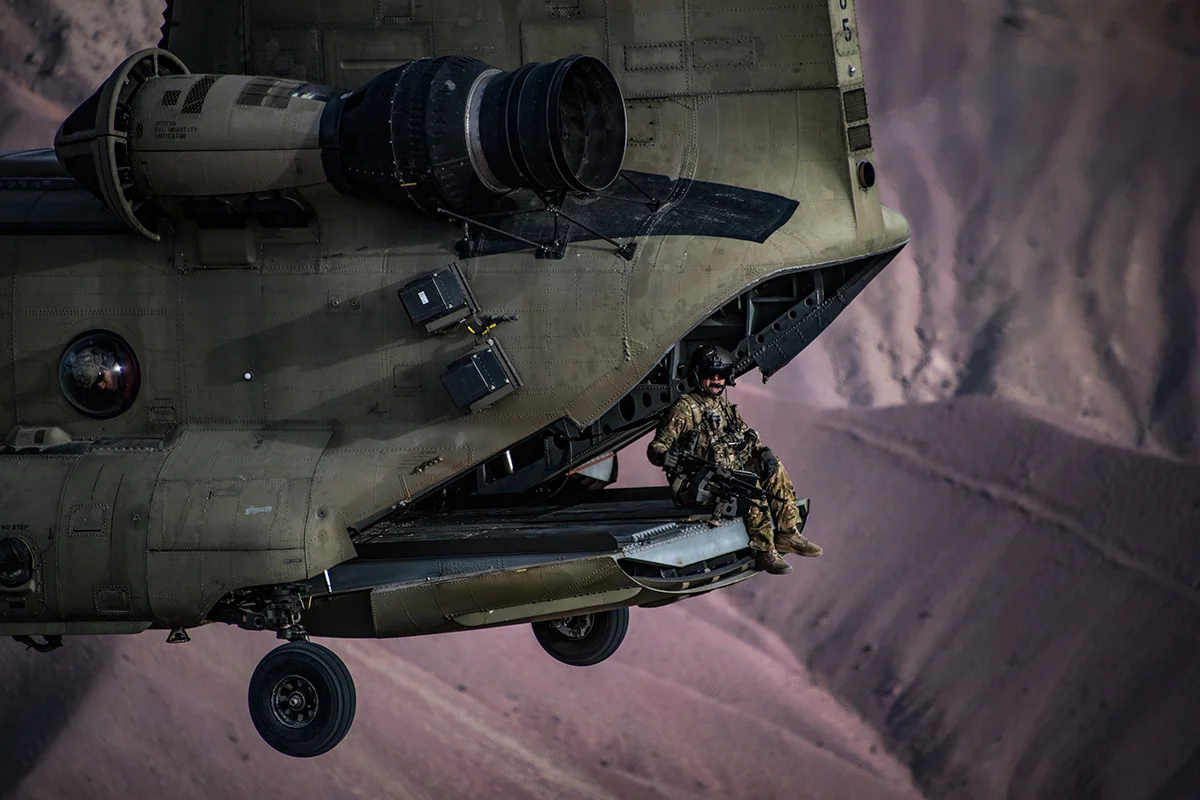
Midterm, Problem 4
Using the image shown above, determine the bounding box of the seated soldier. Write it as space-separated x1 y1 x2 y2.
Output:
646 344 822 575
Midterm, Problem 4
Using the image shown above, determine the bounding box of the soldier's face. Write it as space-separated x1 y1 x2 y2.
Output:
700 375 726 396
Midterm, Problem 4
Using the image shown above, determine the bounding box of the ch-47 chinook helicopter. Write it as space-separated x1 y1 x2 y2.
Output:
0 0 907 756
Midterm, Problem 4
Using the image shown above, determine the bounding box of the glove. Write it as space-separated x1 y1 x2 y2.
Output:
648 446 679 469
760 448 779 479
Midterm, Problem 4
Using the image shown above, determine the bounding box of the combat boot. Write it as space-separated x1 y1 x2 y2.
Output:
776 527 823 558
754 549 793 575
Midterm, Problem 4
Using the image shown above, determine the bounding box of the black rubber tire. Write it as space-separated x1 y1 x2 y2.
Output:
532 607 629 667
247 641 356 758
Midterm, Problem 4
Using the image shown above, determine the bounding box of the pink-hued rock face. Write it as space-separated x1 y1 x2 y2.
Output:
0 591 919 800
626 394 1200 800
0 1 165 147
785 0 1200 460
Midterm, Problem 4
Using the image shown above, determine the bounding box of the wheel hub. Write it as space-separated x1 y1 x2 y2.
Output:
271 675 319 729
550 614 594 640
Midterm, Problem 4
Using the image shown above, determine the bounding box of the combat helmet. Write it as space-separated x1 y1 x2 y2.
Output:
70 346 108 390
688 343 737 389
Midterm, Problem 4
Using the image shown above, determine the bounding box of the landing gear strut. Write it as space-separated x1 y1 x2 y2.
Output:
248 641 356 757
532 607 629 666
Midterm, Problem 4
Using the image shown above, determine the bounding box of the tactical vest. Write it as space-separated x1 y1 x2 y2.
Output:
676 392 755 469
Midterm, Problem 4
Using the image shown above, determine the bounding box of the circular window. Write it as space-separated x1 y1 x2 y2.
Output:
0 537 34 588
59 331 141 419
857 160 877 190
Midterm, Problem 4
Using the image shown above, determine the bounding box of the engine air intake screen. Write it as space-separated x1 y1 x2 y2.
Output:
440 339 522 413
848 123 873 152
843 89 868 124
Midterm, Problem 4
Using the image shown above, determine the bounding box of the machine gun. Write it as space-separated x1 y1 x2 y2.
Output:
662 450 784 522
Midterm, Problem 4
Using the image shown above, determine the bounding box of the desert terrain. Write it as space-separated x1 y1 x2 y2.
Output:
785 0 1200 461
1 587 919 800
730 397 1200 800
2 1 1198 799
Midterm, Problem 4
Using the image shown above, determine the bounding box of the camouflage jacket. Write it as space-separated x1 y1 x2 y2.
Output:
646 391 766 470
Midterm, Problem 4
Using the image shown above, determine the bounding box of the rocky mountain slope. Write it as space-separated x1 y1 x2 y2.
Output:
621 395 1200 799
789 0 1200 459
0 0 163 147
735 396 1200 799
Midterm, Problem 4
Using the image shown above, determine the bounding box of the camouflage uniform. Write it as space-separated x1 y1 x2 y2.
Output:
647 391 803 552
69 345 116 390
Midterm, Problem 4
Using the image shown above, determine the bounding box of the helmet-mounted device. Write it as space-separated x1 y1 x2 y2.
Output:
688 344 736 389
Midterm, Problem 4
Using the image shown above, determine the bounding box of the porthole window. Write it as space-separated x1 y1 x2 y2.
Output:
0 537 34 589
58 331 141 419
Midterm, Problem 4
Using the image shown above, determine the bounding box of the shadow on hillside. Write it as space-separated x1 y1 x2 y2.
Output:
0 637 114 799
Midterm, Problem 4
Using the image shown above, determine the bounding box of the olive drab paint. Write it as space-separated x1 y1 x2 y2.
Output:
0 0 907 670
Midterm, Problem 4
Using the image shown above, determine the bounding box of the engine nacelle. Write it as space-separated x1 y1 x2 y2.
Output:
325 53 627 213
54 48 627 240
0 427 355 634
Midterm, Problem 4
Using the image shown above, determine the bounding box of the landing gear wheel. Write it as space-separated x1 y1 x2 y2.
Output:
532 607 629 666
248 641 356 757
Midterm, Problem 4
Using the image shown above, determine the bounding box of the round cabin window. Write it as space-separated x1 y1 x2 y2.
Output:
58 331 141 419
0 537 34 588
